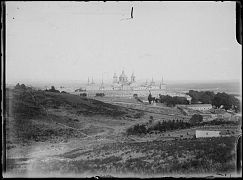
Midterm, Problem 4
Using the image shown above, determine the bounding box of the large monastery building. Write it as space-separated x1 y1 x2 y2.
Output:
79 70 169 97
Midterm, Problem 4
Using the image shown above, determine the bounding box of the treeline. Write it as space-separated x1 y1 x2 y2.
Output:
15 83 29 90
126 115 239 136
159 95 189 107
96 93 105 97
187 90 240 111
127 120 193 135
45 86 67 94
187 90 215 104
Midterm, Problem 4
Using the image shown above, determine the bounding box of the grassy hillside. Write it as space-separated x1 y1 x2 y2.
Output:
6 88 142 119
4 86 239 177
26 136 237 176
5 87 143 145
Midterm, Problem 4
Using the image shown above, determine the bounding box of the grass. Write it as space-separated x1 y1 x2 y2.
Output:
5 87 144 144
5 87 239 176
35 136 237 175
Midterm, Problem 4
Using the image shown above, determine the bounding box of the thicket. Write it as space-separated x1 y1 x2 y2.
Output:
159 95 189 107
187 90 240 112
127 120 193 135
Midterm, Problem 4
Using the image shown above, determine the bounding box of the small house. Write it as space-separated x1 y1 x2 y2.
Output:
195 130 221 138
186 104 213 111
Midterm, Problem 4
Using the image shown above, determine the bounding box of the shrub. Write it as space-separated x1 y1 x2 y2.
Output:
96 93 105 97
189 114 203 125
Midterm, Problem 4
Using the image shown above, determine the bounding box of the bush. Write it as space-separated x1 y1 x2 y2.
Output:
127 124 147 135
127 120 192 135
80 93 87 97
212 92 240 111
96 93 105 97
187 90 215 104
189 114 203 125
45 86 60 93
159 95 189 107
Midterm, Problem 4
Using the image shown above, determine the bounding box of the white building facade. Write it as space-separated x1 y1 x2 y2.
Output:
81 70 167 97
195 130 221 138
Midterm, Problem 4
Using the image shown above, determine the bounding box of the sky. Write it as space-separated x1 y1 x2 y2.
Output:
6 1 242 85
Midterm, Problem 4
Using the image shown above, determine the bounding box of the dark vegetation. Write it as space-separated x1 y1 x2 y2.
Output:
212 92 240 111
159 94 189 107
37 137 237 175
189 114 203 125
9 84 143 119
6 84 144 144
45 86 60 93
96 93 105 97
127 120 193 135
80 93 87 97
126 114 239 136
187 90 240 112
187 90 215 104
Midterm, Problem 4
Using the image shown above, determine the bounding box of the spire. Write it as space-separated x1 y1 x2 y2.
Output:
88 77 90 85
113 73 118 83
131 72 135 83
91 77 94 84
100 76 104 90
122 69 125 75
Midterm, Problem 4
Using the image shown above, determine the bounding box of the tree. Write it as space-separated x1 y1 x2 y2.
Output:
212 92 240 111
20 84 26 89
199 91 215 104
15 83 26 90
15 83 21 89
189 114 203 125
187 90 215 104
159 94 188 107
51 86 56 91
187 90 200 103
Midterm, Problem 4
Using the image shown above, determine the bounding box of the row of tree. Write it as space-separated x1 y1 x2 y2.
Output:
187 90 240 111
127 115 203 135
15 84 68 94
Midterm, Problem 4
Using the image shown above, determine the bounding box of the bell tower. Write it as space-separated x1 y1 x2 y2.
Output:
113 73 118 83
131 73 135 83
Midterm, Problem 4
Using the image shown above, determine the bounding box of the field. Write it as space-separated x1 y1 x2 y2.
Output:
4 88 241 177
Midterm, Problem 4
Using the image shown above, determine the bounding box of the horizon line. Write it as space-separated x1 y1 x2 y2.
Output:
6 78 242 85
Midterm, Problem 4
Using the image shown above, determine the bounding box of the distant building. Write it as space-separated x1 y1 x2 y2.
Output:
116 70 166 92
118 70 129 85
195 130 221 138
200 113 218 121
217 112 233 120
78 70 168 97
185 104 212 111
